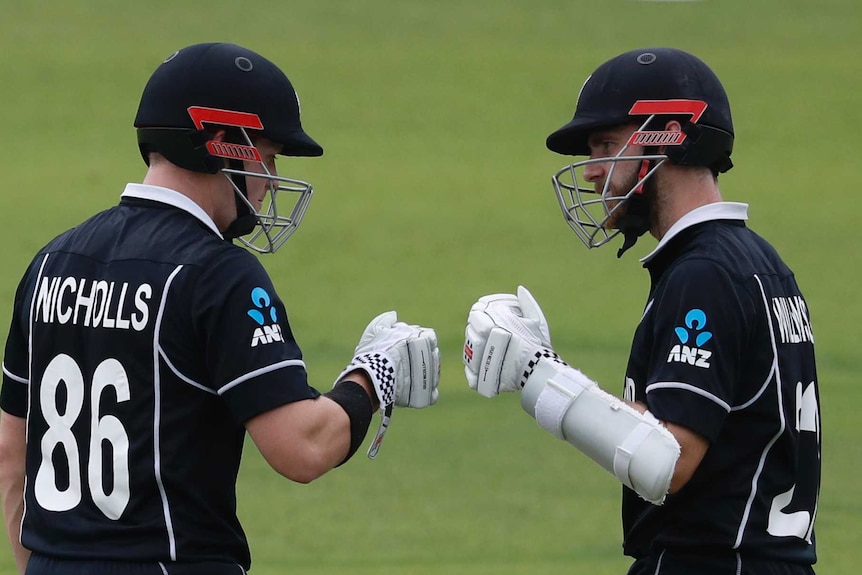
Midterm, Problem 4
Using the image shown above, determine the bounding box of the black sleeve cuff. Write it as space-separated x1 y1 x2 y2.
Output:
0 377 28 417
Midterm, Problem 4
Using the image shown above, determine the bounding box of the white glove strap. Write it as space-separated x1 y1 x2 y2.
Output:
366 404 392 460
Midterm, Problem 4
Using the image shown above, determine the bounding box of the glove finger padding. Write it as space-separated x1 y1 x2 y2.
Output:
463 287 557 398
464 301 522 397
478 327 518 397
463 304 495 391
394 328 440 408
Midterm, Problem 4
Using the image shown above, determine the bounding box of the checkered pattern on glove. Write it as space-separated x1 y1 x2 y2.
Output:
521 347 568 388
340 351 396 407
335 310 440 459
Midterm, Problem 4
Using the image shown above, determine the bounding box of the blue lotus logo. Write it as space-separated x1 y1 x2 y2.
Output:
247 287 283 347
674 309 713 347
248 287 277 325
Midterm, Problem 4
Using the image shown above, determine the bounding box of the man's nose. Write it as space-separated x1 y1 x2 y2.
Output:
583 161 605 183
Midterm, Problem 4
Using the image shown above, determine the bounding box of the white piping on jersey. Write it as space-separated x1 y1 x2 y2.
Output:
20 253 50 538
645 382 731 412
1 363 28 384
25 254 50 441
734 274 787 549
153 264 185 561
652 549 665 574
157 346 218 395
158 563 169 575
640 299 654 323
121 183 224 239
731 361 776 412
218 359 307 395
640 202 749 264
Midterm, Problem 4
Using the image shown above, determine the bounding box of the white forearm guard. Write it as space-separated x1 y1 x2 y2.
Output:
520 358 680 505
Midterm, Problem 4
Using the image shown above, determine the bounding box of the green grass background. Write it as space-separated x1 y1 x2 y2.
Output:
1 1 860 573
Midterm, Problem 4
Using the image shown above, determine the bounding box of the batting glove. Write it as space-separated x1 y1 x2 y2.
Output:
463 286 562 397
337 311 440 457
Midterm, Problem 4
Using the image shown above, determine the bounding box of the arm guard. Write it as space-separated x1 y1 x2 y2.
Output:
520 357 680 505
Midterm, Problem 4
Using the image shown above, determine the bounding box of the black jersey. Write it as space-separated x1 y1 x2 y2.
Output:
622 203 819 566
0 184 320 570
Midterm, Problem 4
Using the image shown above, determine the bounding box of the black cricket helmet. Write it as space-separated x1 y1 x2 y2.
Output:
134 42 322 253
545 48 734 256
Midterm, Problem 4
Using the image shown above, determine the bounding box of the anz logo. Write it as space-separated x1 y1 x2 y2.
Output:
667 308 713 368
247 287 283 347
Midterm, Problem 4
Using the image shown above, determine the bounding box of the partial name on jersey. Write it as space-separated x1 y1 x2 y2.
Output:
771 296 814 344
34 276 152 331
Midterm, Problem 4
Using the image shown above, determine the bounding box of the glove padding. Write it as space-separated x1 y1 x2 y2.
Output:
463 286 557 397
338 310 440 409
336 311 440 459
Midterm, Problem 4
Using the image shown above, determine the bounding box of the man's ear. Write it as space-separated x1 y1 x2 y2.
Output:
210 128 227 143
659 120 684 154
664 119 683 133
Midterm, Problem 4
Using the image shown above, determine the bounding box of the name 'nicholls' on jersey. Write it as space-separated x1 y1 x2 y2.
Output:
0 183 320 570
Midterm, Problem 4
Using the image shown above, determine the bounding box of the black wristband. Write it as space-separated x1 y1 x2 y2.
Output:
325 380 374 465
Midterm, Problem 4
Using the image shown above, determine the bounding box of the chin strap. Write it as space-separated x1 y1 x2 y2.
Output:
223 210 256 240
222 159 257 241
615 159 653 259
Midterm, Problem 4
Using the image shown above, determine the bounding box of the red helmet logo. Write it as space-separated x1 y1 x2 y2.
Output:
626 99 708 147
187 106 263 162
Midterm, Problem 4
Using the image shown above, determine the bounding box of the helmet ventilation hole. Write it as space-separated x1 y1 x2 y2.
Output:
637 53 657 65
235 57 254 72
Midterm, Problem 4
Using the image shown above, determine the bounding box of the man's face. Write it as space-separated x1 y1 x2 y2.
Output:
243 137 283 211
583 123 643 230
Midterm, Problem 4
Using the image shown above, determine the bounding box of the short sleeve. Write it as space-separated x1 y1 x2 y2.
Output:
183 248 319 423
1 262 38 417
644 258 750 442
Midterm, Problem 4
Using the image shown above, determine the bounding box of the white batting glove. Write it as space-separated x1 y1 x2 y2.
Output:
463 286 561 397
336 311 440 458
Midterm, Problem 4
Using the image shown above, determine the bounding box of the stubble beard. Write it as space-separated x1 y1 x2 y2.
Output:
602 167 641 231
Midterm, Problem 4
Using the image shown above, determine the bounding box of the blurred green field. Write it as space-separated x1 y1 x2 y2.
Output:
1 1 860 573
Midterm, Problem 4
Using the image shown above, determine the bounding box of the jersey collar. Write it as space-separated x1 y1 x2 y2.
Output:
121 183 224 239
640 202 749 264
